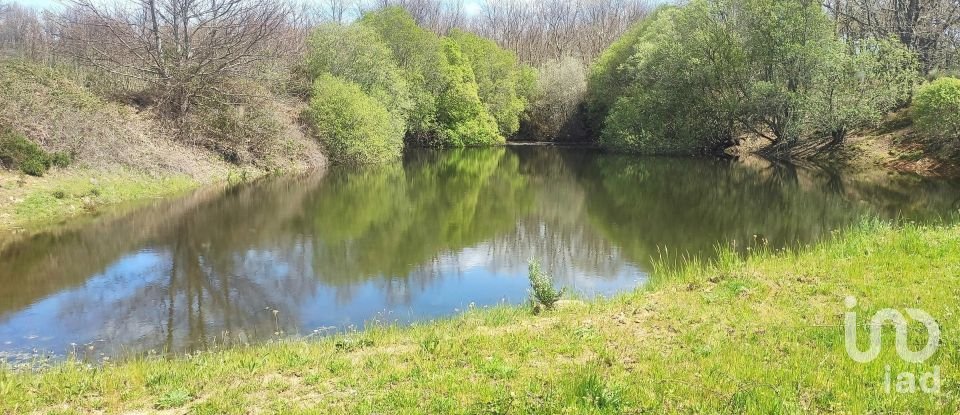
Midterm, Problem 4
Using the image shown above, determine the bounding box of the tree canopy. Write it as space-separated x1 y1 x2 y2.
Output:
589 0 921 155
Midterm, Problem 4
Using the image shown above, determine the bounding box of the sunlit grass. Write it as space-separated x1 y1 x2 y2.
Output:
2 221 959 413
0 169 198 231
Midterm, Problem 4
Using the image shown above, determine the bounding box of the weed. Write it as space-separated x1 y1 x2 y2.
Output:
155 389 191 409
570 367 623 411
334 336 373 352
420 332 441 355
528 259 564 311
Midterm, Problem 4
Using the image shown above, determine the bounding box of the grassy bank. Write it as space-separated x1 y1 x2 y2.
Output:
1 221 957 413
0 58 326 233
0 169 201 231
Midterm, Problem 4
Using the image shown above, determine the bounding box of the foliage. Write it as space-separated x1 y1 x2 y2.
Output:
524 57 589 141
360 7 504 147
0 130 51 176
434 39 503 146
528 259 563 311
305 23 412 128
304 75 403 164
598 4 739 154
913 77 960 144
49 151 72 168
806 37 920 143
360 7 444 142
586 6 670 130
449 30 530 137
593 0 924 154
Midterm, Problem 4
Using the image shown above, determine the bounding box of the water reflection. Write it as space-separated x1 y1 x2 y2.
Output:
0 147 957 360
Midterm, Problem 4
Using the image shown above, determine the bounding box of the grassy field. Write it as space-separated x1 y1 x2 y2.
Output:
0 169 201 232
1 221 958 414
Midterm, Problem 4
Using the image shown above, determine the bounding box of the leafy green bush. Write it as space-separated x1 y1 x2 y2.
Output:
360 7 503 147
360 7 444 142
592 0 922 154
597 4 739 154
304 75 403 164
0 130 51 176
807 37 920 144
305 23 412 129
435 39 503 146
49 151 73 168
913 77 960 144
528 260 564 311
449 30 530 137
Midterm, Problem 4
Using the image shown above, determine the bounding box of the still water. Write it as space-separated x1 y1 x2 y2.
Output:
1 147 959 361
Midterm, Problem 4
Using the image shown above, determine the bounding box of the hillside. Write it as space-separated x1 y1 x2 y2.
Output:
0 60 325 231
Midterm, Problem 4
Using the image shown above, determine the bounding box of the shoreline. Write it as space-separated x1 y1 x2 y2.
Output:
2 221 958 413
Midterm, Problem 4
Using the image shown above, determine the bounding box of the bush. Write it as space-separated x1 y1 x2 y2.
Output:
304 75 403 164
913 77 960 144
592 0 920 154
434 39 503 146
524 56 589 141
528 260 564 311
360 7 444 142
449 30 530 137
305 23 412 128
807 37 920 144
49 151 72 168
0 130 51 176
597 5 738 154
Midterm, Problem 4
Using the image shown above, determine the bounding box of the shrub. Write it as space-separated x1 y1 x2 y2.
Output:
304 75 403 164
524 56 589 141
0 130 51 176
360 7 444 142
806 36 920 144
913 77 960 144
305 23 412 129
528 260 564 311
434 39 503 146
597 5 738 154
449 30 530 137
49 151 72 168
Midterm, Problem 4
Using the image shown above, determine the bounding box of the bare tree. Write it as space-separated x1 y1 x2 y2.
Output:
54 0 288 117
826 0 960 72
468 0 648 65
368 0 465 34
0 2 51 61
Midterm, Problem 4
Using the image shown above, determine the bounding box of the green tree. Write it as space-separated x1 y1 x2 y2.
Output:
360 7 444 142
913 77 960 145
598 4 740 154
305 23 412 129
435 38 503 146
593 0 920 154
449 29 530 137
807 37 920 144
586 7 671 131
303 75 403 164
360 7 503 147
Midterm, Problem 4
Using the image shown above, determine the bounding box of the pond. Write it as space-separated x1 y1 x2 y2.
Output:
1 146 959 362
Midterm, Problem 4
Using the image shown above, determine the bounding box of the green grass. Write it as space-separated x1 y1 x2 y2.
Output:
1 221 959 413
1 169 198 230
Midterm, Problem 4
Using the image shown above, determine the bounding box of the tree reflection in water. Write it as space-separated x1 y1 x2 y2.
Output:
0 147 958 360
